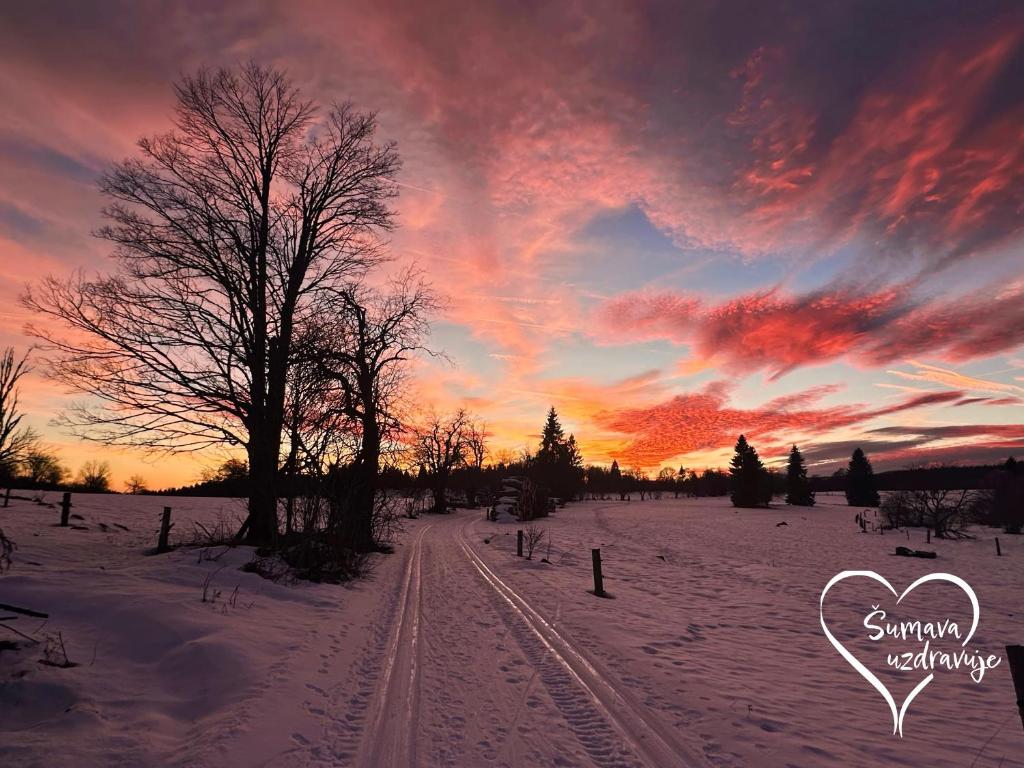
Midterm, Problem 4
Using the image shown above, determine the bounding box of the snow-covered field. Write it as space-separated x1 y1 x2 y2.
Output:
1 492 1021 767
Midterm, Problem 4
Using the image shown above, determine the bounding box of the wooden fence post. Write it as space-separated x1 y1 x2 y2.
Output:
60 492 72 527
591 548 605 597
996 537 1002 557
516 529 523 557
157 507 173 553
1007 645 1024 733
926 529 931 543
3 487 10 507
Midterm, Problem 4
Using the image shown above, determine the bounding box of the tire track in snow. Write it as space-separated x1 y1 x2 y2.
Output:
459 523 706 768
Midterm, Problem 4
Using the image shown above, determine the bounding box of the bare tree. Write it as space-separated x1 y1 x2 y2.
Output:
463 419 488 507
882 488 976 538
412 409 471 514
23 448 67 486
23 64 400 545
124 475 148 494
289 272 438 549
0 348 36 482
77 460 111 492
466 421 488 471
523 522 545 560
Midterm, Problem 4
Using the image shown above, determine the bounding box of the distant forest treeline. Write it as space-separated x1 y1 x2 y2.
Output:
152 457 1018 499
810 463 1010 493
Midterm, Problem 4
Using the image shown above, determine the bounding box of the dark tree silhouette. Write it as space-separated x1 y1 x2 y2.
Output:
986 457 1024 533
0 348 36 483
297 273 438 549
539 407 565 459
23 64 400 545
845 447 880 507
77 460 111 492
532 407 583 502
22 448 66 487
461 419 489 507
413 409 472 514
729 434 771 507
785 444 815 506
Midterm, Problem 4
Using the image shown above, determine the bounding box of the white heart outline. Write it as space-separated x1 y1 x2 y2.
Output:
819 570 979 736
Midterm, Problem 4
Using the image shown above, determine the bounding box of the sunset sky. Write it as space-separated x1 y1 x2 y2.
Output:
1 1 1023 489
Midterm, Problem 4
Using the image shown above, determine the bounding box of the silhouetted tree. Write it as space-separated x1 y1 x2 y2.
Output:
657 467 677 498
413 409 471 514
984 457 1024 533
77 460 111 492
603 459 632 500
22 448 66 487
729 435 771 507
24 64 400 546
785 445 815 506
695 468 729 497
0 348 36 484
124 475 148 495
845 448 880 507
539 407 565 458
202 458 250 484
461 419 489 507
673 465 687 497
532 407 583 502
299 273 437 549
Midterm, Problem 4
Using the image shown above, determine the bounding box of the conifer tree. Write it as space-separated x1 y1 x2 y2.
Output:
845 447 880 507
730 434 771 507
565 434 583 470
539 407 565 460
785 444 815 506
533 407 582 502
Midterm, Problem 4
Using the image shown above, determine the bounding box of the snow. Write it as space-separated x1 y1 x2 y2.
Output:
1 492 1021 767
465 496 1024 767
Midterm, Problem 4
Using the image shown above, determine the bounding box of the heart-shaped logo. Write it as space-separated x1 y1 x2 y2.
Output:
819 570 979 736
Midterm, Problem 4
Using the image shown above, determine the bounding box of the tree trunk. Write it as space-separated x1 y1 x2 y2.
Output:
431 478 448 514
245 439 279 545
345 396 381 553
345 462 378 552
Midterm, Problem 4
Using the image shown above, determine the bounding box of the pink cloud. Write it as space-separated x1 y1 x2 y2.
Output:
595 282 1024 378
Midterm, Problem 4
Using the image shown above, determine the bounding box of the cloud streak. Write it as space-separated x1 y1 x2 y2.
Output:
597 283 1024 378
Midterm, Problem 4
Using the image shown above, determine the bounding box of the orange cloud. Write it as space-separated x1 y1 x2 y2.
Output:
591 385 966 468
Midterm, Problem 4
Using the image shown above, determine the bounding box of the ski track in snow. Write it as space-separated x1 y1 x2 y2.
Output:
341 513 703 767
355 521 431 766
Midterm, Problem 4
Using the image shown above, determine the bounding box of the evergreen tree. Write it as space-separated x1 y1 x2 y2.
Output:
991 457 1024 533
609 460 621 480
533 407 582 502
729 434 771 507
539 406 565 460
785 444 815 506
845 447 880 507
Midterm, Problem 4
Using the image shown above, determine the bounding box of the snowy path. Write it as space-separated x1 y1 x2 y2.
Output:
356 521 431 766
350 512 700 767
